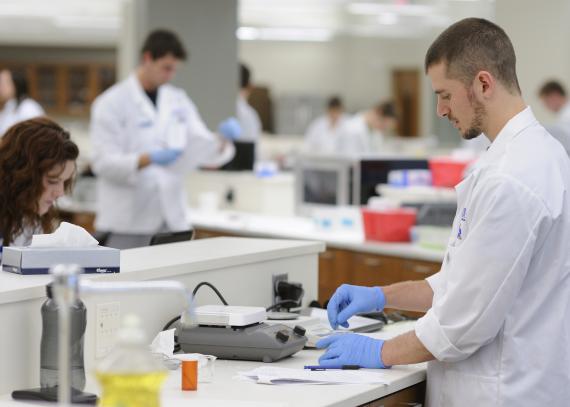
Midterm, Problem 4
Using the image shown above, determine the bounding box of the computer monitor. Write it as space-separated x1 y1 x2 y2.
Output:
221 141 255 171
358 158 429 204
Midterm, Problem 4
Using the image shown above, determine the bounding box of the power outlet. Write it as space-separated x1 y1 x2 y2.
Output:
96 302 121 359
272 273 288 304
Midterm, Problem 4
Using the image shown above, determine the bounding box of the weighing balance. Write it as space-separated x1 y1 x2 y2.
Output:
176 305 307 362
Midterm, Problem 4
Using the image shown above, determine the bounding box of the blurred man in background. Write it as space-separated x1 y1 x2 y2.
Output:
303 96 348 154
539 80 570 156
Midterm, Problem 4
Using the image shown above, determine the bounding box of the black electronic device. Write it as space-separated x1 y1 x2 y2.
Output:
221 141 255 171
149 229 194 246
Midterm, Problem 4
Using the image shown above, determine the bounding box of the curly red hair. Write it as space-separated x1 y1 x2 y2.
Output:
0 117 79 245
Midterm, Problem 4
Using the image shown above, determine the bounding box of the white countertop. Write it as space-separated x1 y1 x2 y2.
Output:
0 322 425 407
0 237 324 306
189 210 445 263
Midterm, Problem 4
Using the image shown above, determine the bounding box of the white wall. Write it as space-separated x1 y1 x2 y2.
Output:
496 0 570 124
240 36 435 136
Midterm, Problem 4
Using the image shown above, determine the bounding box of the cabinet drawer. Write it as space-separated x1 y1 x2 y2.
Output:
352 254 401 287
400 259 440 281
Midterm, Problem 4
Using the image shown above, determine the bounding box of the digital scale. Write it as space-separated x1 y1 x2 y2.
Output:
176 305 307 363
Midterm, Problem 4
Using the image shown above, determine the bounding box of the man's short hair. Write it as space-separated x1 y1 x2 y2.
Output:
539 80 566 97
327 96 343 110
240 63 251 89
141 29 187 60
425 18 521 94
375 101 397 119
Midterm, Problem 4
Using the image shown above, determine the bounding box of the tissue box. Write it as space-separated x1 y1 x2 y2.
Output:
2 246 120 275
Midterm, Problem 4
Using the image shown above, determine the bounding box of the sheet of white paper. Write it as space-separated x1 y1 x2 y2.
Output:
237 366 391 386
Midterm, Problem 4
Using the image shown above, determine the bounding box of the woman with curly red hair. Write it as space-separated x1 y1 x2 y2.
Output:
0 117 79 250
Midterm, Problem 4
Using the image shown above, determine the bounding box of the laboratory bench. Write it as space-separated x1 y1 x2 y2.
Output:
0 322 426 407
0 237 323 395
188 209 444 305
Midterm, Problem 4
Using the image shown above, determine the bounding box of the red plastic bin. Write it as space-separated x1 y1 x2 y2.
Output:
429 158 471 188
361 208 417 242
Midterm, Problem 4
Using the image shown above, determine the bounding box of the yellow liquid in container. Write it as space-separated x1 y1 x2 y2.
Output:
96 371 167 407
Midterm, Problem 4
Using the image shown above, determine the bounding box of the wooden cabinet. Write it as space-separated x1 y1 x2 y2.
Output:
318 249 353 303
363 381 425 406
317 249 440 304
353 253 402 287
0 62 115 116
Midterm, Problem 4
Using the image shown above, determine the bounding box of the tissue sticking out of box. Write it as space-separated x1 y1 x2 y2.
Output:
31 222 98 248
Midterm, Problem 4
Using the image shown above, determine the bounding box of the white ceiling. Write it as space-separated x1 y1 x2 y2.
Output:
0 0 493 47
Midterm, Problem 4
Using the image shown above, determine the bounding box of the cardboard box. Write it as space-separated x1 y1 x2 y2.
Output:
1 246 120 275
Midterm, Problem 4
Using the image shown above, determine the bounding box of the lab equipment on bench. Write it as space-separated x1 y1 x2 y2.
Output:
176 305 307 363
12 264 195 405
97 315 167 407
265 307 384 347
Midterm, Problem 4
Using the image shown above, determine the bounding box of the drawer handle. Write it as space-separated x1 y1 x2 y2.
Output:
410 264 435 274
364 257 382 267
321 252 335 260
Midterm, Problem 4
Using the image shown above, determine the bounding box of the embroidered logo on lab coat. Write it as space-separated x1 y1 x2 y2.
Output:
457 207 467 240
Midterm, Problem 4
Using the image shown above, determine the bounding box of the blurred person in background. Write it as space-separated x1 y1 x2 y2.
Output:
0 118 78 251
336 100 397 155
538 80 570 156
236 63 262 143
90 29 239 249
0 70 45 136
303 96 348 154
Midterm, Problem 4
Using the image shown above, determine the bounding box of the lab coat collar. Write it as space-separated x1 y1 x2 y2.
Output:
479 106 537 165
127 73 160 121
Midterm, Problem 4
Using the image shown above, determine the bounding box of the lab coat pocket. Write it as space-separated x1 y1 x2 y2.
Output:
441 369 499 406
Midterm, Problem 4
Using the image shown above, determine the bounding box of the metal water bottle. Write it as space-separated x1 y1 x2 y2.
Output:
40 284 87 391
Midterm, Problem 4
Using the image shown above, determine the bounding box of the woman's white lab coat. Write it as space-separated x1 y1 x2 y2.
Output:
90 74 232 234
415 107 570 406
0 98 44 135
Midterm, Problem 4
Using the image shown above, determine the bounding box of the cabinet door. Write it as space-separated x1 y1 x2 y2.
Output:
36 66 58 111
352 253 402 287
318 249 353 304
66 66 89 115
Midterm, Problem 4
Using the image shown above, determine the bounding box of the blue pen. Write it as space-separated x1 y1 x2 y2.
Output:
304 365 360 371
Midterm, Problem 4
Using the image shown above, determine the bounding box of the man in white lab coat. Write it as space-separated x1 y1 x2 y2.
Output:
90 30 238 249
335 101 397 155
236 63 262 143
303 96 349 154
539 80 570 156
318 18 570 406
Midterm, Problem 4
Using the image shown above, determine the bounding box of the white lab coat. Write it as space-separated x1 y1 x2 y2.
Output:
90 74 231 234
236 94 261 142
303 114 349 154
415 107 570 406
0 98 44 135
335 113 384 155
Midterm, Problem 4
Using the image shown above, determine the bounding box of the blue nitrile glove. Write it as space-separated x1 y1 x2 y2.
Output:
218 117 242 140
327 284 385 329
316 334 388 369
149 148 183 166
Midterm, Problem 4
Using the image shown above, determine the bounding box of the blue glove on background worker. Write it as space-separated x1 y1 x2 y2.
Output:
316 334 388 368
327 284 386 329
218 117 242 140
149 148 183 166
